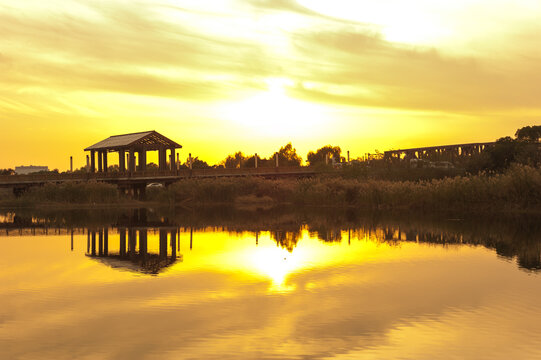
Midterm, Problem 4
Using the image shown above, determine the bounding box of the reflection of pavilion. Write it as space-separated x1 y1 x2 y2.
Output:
86 227 181 274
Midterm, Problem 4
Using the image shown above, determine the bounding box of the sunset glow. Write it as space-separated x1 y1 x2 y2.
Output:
1 0 540 169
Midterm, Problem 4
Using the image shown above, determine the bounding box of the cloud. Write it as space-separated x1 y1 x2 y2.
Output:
3 0 540 114
284 27 541 112
0 2 281 102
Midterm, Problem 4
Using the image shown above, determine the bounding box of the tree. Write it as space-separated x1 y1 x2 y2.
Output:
147 162 159 171
0 168 15 175
515 125 541 142
221 151 246 168
191 157 211 169
467 128 541 173
489 136 522 170
243 155 259 168
273 143 302 166
306 145 342 166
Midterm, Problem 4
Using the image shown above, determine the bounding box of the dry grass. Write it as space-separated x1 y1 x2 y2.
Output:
149 164 541 211
4 164 540 212
17 182 120 204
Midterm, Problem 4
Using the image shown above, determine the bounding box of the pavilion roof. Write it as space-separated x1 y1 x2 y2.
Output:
84 131 182 151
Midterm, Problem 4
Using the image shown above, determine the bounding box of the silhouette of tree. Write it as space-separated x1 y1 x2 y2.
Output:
191 157 211 169
273 143 302 166
467 126 541 172
515 125 541 142
0 168 15 175
243 155 259 168
147 162 159 171
306 145 342 166
221 151 246 168
490 136 523 170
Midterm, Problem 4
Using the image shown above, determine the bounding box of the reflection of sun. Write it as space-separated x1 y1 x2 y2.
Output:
249 245 305 293
223 78 326 137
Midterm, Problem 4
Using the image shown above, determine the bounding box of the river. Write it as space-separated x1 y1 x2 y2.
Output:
1 207 540 359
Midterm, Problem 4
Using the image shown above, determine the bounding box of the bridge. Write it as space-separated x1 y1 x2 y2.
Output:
0 130 317 197
0 166 317 196
383 142 495 164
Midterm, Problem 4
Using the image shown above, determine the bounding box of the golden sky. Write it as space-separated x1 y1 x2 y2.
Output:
1 0 540 170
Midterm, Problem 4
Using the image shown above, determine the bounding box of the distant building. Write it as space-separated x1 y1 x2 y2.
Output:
14 166 49 175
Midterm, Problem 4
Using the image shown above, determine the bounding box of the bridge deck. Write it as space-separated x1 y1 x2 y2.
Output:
0 166 317 188
384 142 495 156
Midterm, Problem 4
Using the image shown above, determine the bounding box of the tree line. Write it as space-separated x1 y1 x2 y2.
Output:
467 125 541 172
1 125 538 174
184 143 346 169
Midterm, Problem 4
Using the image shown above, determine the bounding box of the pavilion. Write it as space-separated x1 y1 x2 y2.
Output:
84 131 182 173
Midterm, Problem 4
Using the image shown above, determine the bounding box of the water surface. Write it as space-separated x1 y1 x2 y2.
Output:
1 208 541 359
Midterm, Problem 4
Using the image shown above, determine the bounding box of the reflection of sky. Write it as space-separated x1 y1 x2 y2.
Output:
1 229 541 359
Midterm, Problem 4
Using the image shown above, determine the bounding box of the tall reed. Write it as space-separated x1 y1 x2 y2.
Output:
153 164 541 211
19 182 120 204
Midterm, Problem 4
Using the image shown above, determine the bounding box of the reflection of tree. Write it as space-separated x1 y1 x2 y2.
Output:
308 227 343 243
517 243 541 270
4 206 541 272
372 223 541 271
271 230 301 252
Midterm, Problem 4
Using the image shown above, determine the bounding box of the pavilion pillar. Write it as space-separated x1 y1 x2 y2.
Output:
103 228 108 255
129 149 136 173
103 151 108 173
119 150 125 172
98 229 103 256
139 229 148 260
169 149 175 171
91 230 96 256
97 151 103 173
171 230 177 259
119 228 126 257
128 229 136 260
139 150 147 171
159 230 168 259
159 148 167 171
90 151 96 173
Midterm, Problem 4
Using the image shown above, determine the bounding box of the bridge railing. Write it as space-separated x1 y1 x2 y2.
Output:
0 166 317 184
0 172 89 184
189 166 315 177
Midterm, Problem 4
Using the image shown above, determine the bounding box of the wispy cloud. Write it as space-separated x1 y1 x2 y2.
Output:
0 0 540 168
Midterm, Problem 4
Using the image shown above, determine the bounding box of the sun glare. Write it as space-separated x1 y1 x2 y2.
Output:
222 79 326 138
296 0 452 45
249 245 303 293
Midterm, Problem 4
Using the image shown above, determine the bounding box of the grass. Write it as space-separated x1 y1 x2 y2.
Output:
14 182 121 205
2 164 540 213
148 164 541 211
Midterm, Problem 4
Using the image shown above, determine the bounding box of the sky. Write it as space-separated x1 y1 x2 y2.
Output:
1 0 540 170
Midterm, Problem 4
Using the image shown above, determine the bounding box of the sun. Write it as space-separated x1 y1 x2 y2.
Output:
222 78 327 138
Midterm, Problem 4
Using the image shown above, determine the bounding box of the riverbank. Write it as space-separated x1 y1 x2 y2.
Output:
1 164 540 213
